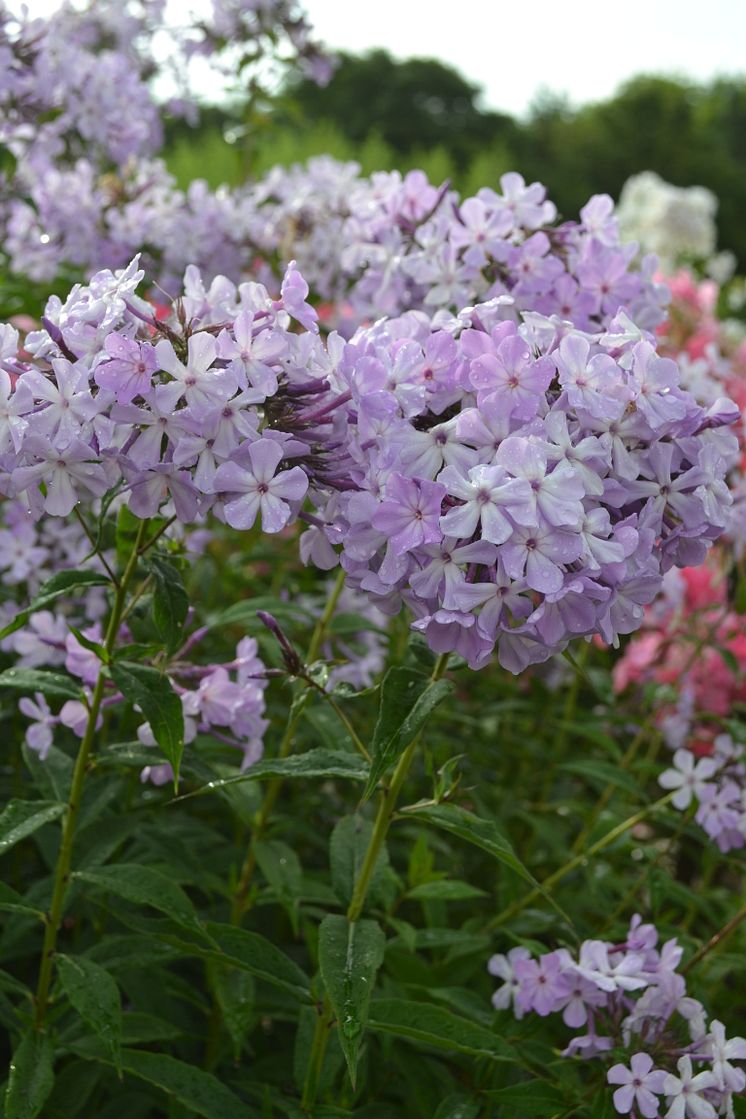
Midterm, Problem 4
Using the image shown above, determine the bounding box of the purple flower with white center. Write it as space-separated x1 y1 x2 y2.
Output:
703 1020 746 1093
124 463 201 522
607 1053 666 1118
470 335 553 420
22 359 100 443
439 462 534 544
409 538 497 610
514 950 572 1017
395 418 477 480
12 436 110 517
155 332 238 410
212 437 308 533
500 520 583 594
495 437 585 527
659 749 720 811
555 334 628 420
113 383 185 468
18 693 57 760
574 940 649 993
662 1056 717 1119
541 411 611 498
0 370 33 454
372 473 445 556
94 333 158 403
630 342 688 431
487 947 531 1017
218 310 285 397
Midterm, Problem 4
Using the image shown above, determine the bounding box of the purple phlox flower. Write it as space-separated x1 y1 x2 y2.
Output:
454 401 513 460
702 1020 746 1093
372 473 445 555
439 462 534 544
0 369 33 454
623 442 707 531
409 537 497 609
562 1033 613 1060
280 260 318 332
65 623 103 686
659 749 719 811
500 519 583 594
495 436 585 527
450 197 512 266
171 415 223 493
12 435 110 517
394 418 477 480
554 333 628 420
475 560 533 639
491 172 556 230
94 333 158 403
18 692 57 759
411 608 493 670
22 359 100 443
607 1053 666 1118
60 695 102 737
529 577 608 645
626 914 658 954
487 946 532 1017
630 341 688 431
217 310 285 397
662 1056 718 1119
124 461 201 522
112 382 185 468
155 331 238 409
212 436 308 533
579 507 635 570
576 238 639 316
9 611 67 668
0 520 48 582
574 940 649 993
580 194 618 242
550 949 607 1028
541 410 610 497
470 335 554 420
182 667 243 726
514 950 572 1017
509 231 564 296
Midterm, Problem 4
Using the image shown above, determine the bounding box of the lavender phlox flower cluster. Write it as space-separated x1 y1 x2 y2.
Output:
488 916 746 1117
659 736 746 854
312 291 736 673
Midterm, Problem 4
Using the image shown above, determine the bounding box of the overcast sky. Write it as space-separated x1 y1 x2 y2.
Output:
304 0 746 116
23 0 746 118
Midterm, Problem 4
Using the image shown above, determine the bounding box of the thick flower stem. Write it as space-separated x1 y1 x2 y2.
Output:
300 997 333 1112
347 652 450 924
230 568 347 925
33 518 149 1030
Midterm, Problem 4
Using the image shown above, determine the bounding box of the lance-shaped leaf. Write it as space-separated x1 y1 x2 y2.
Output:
57 955 122 1071
367 998 514 1061
0 668 81 701
0 799 65 857
205 923 312 1001
110 662 184 785
149 556 189 653
361 667 452 804
179 748 369 801
400 802 536 885
0 570 110 640
5 1031 55 1119
318 914 385 1086
74 864 201 935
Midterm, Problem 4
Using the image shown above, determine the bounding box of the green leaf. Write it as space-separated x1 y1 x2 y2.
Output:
0 800 65 857
182 749 369 799
401 803 535 885
205 922 311 1001
318 915 386 1086
82 1047 253 1119
0 570 110 640
0 668 81 701
110 662 184 785
0 882 45 919
5 1031 55 1119
367 998 512 1061
362 667 452 804
484 1082 566 1115
57 955 122 1071
253 839 302 934
73 864 201 934
210 964 255 1059
149 557 189 653
406 880 487 902
434 1096 480 1119
560 759 639 796
329 815 390 909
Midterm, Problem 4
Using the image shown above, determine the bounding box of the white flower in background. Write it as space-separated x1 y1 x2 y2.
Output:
617 171 718 270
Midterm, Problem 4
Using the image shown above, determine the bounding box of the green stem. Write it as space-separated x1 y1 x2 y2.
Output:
300 998 333 1112
346 653 450 924
488 792 675 931
682 903 746 974
230 569 347 925
34 518 149 1030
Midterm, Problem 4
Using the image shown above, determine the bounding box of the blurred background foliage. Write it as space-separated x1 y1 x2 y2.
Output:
164 50 746 268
